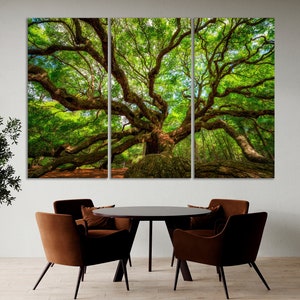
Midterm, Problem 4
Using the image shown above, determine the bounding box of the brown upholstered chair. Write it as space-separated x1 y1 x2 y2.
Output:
173 212 270 299
53 199 132 266
171 199 249 266
34 212 130 299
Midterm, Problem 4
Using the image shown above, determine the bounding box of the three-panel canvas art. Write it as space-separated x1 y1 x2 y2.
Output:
27 18 274 178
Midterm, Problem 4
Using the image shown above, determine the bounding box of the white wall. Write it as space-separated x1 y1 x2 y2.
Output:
1 0 299 258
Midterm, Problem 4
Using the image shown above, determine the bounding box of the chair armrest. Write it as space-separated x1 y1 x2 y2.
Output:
214 218 226 233
114 218 131 231
173 229 223 266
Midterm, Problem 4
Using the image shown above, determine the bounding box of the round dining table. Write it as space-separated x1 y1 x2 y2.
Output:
93 205 210 282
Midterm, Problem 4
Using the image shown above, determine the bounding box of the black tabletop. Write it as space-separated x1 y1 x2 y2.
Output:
93 206 210 220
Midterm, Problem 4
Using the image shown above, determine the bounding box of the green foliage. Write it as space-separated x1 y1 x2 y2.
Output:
28 99 107 160
0 117 22 205
112 18 191 127
195 129 242 162
112 146 143 169
173 137 191 159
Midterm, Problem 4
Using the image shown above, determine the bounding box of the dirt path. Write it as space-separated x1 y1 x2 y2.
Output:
41 168 128 178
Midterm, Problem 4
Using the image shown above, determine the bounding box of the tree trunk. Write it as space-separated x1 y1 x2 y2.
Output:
145 129 175 155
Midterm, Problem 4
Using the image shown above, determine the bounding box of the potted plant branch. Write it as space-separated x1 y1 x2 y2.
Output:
0 116 21 205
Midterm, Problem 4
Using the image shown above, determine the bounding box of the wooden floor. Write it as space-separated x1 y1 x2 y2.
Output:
0 257 299 299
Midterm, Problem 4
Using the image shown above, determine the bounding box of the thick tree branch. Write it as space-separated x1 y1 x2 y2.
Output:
197 119 271 163
80 18 159 125
216 77 274 98
196 108 274 122
28 64 107 111
28 147 108 178
147 18 197 119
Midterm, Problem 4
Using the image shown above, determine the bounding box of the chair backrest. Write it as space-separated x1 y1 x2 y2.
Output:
209 199 249 219
36 212 83 266
53 199 94 220
221 212 267 266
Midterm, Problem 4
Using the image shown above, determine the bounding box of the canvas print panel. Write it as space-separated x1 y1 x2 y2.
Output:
193 18 274 178
110 18 192 178
28 18 109 178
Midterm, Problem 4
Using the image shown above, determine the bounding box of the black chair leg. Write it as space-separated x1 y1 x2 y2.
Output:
171 250 175 267
128 255 132 267
216 266 221 281
81 267 85 282
33 262 52 290
174 259 181 290
121 259 130 291
251 261 271 290
74 267 84 299
219 266 229 299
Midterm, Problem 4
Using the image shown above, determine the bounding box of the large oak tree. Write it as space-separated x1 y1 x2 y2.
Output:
27 18 274 178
